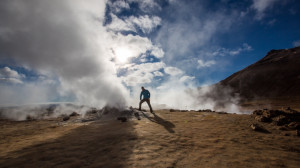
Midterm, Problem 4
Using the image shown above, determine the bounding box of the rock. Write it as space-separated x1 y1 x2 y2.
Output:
273 115 290 126
279 126 289 131
117 117 127 122
180 110 188 112
262 109 280 118
218 112 228 114
253 110 263 115
69 112 79 117
250 123 269 133
63 116 70 121
255 115 270 122
87 108 99 114
197 109 213 112
26 115 35 121
134 112 141 120
288 122 300 130
170 109 179 112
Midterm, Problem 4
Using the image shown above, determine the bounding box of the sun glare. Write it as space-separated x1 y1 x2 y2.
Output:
115 47 133 63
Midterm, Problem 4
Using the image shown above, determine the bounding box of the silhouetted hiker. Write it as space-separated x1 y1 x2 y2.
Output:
139 86 153 113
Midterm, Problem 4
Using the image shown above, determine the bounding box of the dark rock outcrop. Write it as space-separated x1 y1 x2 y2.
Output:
63 116 70 121
250 123 269 133
69 112 79 117
252 108 300 129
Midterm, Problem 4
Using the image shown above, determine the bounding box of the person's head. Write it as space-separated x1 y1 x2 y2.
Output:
141 86 145 91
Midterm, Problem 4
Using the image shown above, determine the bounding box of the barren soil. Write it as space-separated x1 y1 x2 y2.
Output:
1 110 300 168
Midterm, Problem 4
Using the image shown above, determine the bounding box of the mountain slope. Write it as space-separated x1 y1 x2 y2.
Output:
219 47 300 100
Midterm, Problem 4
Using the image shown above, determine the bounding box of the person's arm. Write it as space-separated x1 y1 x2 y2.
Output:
140 91 142 100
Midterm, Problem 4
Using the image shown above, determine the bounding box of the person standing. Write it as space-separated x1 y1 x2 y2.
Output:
139 86 153 113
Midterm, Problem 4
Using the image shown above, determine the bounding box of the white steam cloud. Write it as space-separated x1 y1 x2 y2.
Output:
0 0 248 121
0 0 129 108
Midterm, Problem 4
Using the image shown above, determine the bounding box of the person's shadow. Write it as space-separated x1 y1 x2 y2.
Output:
141 111 175 133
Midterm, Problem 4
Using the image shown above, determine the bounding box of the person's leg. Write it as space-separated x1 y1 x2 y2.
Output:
146 99 153 113
139 99 145 110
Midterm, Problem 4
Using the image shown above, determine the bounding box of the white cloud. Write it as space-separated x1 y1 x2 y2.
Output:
121 62 165 86
293 40 300 47
179 75 195 83
0 78 23 84
151 46 164 58
155 2 236 64
128 0 161 12
108 0 130 13
0 67 22 78
251 0 280 20
211 43 252 57
109 33 164 62
126 15 161 34
0 67 25 84
197 60 216 69
153 71 163 76
164 66 183 76
107 14 161 34
106 14 136 32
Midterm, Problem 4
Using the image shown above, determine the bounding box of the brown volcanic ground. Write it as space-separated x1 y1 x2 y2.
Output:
1 110 300 168
219 47 300 110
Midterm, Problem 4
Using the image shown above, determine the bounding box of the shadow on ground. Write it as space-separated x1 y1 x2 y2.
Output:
0 120 137 168
141 112 175 133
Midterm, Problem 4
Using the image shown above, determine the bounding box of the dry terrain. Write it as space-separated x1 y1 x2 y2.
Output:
0 110 300 168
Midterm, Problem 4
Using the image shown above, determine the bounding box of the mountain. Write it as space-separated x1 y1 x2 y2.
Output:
219 46 300 100
216 47 300 109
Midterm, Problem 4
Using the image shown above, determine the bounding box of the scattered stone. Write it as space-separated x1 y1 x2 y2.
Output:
253 110 263 115
69 112 79 117
252 109 300 129
278 126 289 131
26 115 35 121
134 112 141 120
63 116 70 121
288 122 300 130
262 110 278 118
273 115 290 126
117 117 127 122
255 115 270 122
250 123 269 133
197 109 213 112
87 108 99 114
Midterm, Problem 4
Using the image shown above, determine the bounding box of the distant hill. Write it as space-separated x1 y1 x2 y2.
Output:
195 47 300 111
219 46 300 100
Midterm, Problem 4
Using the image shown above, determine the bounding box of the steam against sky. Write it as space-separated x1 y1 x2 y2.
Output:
0 0 300 111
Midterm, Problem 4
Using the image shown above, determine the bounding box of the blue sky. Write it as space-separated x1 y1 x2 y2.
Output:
106 0 300 84
0 0 300 108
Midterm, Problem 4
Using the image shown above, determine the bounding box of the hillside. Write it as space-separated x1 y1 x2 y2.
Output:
218 47 300 109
